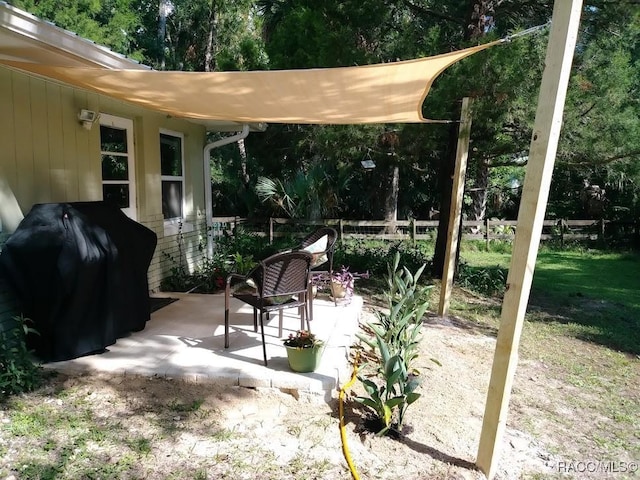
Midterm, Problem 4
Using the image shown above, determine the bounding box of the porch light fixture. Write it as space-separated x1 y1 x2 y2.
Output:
78 109 99 130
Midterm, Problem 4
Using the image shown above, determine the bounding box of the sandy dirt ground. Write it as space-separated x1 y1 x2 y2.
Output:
1 304 574 480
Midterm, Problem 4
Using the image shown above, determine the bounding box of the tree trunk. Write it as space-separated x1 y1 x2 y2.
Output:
158 0 169 69
434 1 494 278
432 114 460 278
379 131 400 233
238 138 250 188
471 158 489 223
465 1 493 225
383 163 400 233
204 0 218 72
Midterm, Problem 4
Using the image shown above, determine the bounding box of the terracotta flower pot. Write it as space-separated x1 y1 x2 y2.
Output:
330 280 347 299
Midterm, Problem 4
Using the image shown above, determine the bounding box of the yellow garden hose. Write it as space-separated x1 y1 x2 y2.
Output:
339 351 361 480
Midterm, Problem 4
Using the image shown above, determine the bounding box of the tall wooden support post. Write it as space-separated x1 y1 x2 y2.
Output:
476 1 583 478
438 97 472 317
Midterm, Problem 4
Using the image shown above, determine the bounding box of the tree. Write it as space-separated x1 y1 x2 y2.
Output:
16 0 640 232
549 2 640 221
13 0 144 60
253 0 463 225
134 0 267 71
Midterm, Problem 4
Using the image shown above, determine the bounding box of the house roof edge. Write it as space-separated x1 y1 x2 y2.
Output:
0 2 149 70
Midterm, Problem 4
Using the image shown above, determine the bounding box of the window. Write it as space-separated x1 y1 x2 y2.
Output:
100 114 136 220
160 131 184 221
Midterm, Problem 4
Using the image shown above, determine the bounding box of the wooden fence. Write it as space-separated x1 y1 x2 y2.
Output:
211 216 638 246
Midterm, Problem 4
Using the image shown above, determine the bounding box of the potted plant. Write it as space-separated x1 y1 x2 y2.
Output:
330 266 355 299
282 330 324 372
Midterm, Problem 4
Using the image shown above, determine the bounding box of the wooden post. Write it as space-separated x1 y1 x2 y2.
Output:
476 2 583 479
438 97 472 317
599 218 606 247
412 218 417 245
485 217 491 251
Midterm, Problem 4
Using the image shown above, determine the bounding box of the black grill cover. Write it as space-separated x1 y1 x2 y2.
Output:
0 202 157 362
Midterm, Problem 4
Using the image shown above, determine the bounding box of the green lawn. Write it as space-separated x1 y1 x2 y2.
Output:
532 250 640 355
533 250 640 311
460 245 640 308
460 246 640 354
452 245 640 469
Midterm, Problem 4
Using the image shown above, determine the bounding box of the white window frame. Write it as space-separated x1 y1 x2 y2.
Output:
160 129 191 236
99 114 136 220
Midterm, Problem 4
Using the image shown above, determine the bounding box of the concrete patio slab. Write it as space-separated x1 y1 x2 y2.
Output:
44 292 363 402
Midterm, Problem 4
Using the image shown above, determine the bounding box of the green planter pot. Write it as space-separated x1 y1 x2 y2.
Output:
285 345 324 373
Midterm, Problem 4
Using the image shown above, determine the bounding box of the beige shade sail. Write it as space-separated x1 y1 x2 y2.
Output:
1 41 500 124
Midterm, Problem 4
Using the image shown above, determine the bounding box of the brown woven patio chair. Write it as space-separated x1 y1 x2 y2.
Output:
224 250 313 366
295 227 338 319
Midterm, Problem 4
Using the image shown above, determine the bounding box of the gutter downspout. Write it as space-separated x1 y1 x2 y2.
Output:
203 124 250 257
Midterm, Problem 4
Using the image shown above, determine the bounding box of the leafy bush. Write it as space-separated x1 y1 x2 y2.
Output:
161 226 288 293
0 315 42 397
355 253 433 436
333 239 389 275
388 242 434 275
335 239 432 278
457 262 508 297
161 229 436 294
486 240 513 254
191 251 234 293
214 226 292 261
160 254 201 292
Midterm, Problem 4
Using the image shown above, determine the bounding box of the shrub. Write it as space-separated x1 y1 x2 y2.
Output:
191 251 233 292
457 262 508 297
214 226 290 261
161 226 283 293
160 252 200 292
388 242 434 275
0 315 42 397
335 239 432 278
486 240 513 254
334 239 390 275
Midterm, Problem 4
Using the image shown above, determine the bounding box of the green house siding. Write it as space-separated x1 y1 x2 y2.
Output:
1 66 208 292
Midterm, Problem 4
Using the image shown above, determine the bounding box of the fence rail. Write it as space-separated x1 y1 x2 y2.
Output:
211 217 638 246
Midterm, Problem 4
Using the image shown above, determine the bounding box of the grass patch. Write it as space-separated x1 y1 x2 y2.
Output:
458 246 640 354
451 246 640 465
168 398 204 413
530 250 640 354
533 250 640 308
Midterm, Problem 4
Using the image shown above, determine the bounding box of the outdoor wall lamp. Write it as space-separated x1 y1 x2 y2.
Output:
78 109 99 130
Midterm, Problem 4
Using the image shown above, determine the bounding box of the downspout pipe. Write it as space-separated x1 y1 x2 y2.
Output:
203 124 250 257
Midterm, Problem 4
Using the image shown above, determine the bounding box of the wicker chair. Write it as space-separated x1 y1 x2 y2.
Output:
224 250 313 366
295 227 338 319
